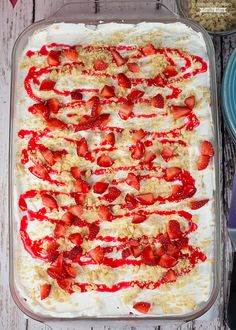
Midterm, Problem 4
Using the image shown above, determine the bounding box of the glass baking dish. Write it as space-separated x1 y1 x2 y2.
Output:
9 1 221 327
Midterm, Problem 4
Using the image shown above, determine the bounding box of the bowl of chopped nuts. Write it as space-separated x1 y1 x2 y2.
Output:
176 0 236 35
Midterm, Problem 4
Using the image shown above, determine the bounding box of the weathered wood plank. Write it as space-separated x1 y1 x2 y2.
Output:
0 0 34 329
34 0 95 22
221 33 236 330
222 34 236 215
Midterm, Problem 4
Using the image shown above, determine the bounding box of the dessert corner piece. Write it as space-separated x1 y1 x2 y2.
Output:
16 22 214 317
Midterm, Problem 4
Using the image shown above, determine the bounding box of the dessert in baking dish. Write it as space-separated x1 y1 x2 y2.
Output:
14 22 215 317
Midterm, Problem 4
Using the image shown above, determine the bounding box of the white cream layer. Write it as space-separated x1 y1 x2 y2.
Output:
13 22 216 318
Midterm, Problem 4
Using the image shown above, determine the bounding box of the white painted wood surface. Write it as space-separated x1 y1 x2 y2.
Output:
1 0 235 329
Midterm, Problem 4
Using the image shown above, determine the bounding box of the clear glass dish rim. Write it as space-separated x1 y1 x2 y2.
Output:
9 2 222 324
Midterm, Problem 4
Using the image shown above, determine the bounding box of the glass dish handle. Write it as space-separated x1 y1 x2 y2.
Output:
155 2 177 17
46 319 185 329
48 2 97 20
48 1 178 21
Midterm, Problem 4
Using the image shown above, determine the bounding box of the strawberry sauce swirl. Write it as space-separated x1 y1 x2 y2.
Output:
18 42 208 296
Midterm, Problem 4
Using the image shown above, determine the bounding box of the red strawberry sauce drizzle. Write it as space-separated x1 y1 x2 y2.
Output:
24 44 207 103
18 42 208 294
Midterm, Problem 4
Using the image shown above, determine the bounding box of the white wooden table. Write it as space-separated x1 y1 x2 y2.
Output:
1 0 235 329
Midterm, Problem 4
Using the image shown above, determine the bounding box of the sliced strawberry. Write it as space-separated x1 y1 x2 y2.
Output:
40 149 55 166
125 194 138 210
97 154 113 167
53 151 63 162
70 166 81 179
40 283 51 300
158 254 178 268
47 98 60 114
163 65 178 78
86 96 101 117
153 74 165 87
103 132 115 146
29 103 50 119
118 100 134 120
151 94 164 108
65 246 82 260
132 214 147 224
68 205 83 217
63 48 78 61
172 106 191 120
197 154 210 171
141 245 159 266
131 141 145 160
157 233 171 246
175 237 189 249
117 73 131 88
74 193 86 205
126 173 140 191
47 50 60 66
184 95 195 110
111 50 128 66
131 245 143 258
104 187 121 202
46 250 59 263
45 241 59 252
165 167 181 181
81 117 103 131
122 248 131 259
167 220 182 239
89 246 104 264
129 239 139 247
41 194 58 209
163 269 177 283
51 253 63 269
98 205 113 221
172 184 183 196
154 245 166 257
64 265 77 278
71 89 83 100
47 266 68 280
127 89 144 102
93 60 108 71
188 199 209 210
142 151 156 164
39 79 56 91
54 222 66 238
181 184 196 198
61 212 76 226
77 138 89 157
68 233 82 246
200 140 214 157
46 118 65 130
75 117 96 131
132 129 146 142
136 193 155 205
133 302 151 314
100 85 115 98
75 178 90 193
161 146 174 162
57 278 72 292
30 164 48 180
141 44 156 56
127 62 139 72
166 244 180 259
94 113 110 128
93 182 109 194
88 223 100 239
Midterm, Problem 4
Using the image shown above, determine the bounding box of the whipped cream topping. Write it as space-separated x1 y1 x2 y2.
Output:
13 22 215 318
